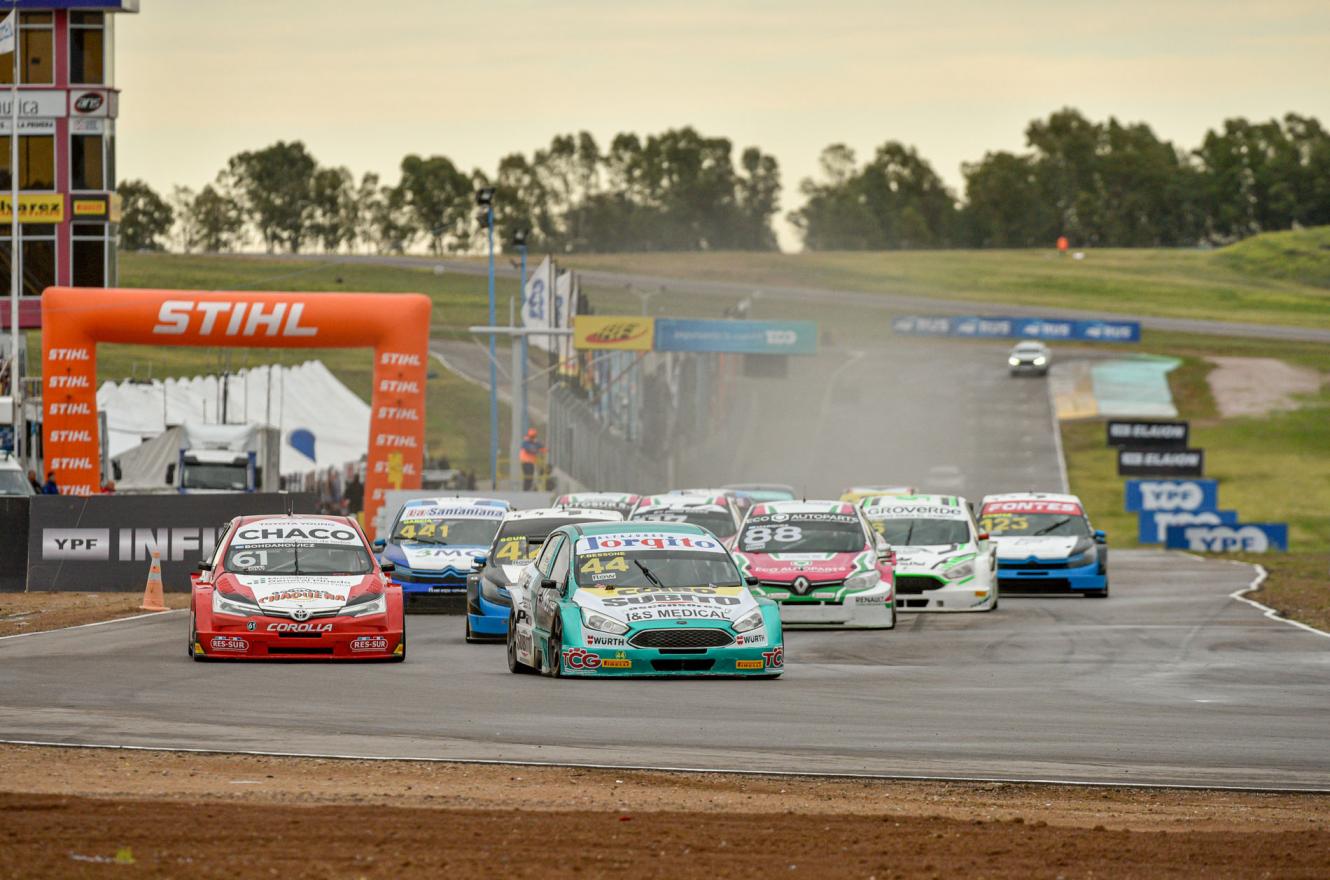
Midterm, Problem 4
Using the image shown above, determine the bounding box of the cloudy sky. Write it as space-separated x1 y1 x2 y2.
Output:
116 0 1330 249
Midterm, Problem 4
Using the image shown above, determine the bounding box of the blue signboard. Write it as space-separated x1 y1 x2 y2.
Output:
1124 479 1219 513
891 315 1140 343
1164 523 1288 553
1138 509 1237 545
654 319 818 355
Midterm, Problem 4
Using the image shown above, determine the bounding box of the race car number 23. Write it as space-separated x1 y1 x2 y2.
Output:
979 514 1028 534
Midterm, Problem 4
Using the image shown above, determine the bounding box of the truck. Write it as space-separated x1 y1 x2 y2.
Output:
166 422 281 493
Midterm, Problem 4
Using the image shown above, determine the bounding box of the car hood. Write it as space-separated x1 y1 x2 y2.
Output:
396 542 486 572
229 574 370 615
734 550 871 582
991 535 1082 560
574 585 758 625
892 544 977 574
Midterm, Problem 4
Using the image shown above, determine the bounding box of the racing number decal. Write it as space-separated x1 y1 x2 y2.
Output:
579 555 629 575
741 524 801 550
398 521 449 540
495 537 538 563
979 514 1027 534
230 550 269 569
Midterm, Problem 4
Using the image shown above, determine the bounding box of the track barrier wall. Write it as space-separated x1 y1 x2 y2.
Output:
0 497 29 591
22 492 317 592
40 287 432 529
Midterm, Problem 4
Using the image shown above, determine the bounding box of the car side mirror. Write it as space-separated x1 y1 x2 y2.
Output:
372 538 386 551
540 577 557 592
472 554 487 570
164 463 175 483
197 560 212 572
744 575 760 587
379 561 395 573
1094 530 1106 544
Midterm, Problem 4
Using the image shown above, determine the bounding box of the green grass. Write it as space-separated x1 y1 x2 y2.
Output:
1062 333 1330 553
1239 552 1330 633
1216 226 1330 289
559 233 1330 329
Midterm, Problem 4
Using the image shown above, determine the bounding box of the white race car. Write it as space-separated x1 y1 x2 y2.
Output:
862 494 997 612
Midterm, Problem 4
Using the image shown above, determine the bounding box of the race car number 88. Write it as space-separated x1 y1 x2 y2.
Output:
742 525 801 548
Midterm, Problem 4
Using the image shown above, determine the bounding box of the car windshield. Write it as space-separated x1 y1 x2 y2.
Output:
391 514 500 546
871 518 970 546
563 497 636 516
633 508 736 539
738 513 865 553
574 547 741 589
0 470 34 496
979 512 1090 538
492 517 592 565
224 543 374 575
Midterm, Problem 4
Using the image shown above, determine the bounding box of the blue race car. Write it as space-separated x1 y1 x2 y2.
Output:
465 507 623 643
978 492 1109 598
375 497 510 615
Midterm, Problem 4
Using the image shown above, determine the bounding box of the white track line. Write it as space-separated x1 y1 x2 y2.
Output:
1045 374 1070 493
1229 562 1330 641
1 739 1327 795
0 608 184 642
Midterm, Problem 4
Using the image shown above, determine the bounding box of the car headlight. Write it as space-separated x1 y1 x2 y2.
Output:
733 608 765 633
1066 539 1097 566
943 560 974 580
844 570 879 591
341 593 386 618
581 609 629 635
212 589 261 617
1008 356 1020 366
480 574 511 606
1033 356 1047 365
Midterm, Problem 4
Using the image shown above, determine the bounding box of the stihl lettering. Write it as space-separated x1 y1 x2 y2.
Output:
374 434 418 448
377 380 420 393
47 348 90 361
48 402 92 415
152 300 319 338
376 407 420 420
50 430 93 442
48 375 90 389
379 352 422 366
50 457 95 469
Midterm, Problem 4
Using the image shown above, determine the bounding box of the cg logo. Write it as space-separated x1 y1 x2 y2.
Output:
561 647 601 670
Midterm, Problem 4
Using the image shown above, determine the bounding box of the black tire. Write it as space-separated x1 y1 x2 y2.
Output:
387 614 407 662
188 609 205 661
507 618 535 674
1086 583 1110 598
545 621 563 678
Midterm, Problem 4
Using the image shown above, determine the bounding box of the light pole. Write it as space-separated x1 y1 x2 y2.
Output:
512 228 529 438
476 187 498 489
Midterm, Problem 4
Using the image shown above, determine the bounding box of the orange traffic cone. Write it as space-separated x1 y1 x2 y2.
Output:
140 549 168 612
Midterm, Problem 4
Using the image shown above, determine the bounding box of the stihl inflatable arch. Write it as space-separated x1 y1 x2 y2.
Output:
41 287 431 528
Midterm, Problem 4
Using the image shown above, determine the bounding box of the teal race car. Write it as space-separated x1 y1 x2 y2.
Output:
504 521 784 678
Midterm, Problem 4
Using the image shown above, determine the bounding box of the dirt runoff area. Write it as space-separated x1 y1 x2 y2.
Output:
0 592 188 637
2 746 1328 878
1206 356 1324 418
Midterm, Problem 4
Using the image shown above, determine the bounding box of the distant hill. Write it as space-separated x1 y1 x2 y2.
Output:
1216 227 1330 290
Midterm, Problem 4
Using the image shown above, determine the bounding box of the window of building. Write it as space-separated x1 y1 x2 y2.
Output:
0 135 57 190
0 225 57 298
0 13 54 85
70 12 105 85
71 134 105 191
72 223 107 287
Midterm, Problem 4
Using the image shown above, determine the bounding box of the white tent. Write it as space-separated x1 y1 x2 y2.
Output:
97 360 371 474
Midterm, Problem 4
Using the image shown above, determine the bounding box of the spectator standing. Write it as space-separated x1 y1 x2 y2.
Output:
519 429 546 491
345 473 364 516
42 471 59 494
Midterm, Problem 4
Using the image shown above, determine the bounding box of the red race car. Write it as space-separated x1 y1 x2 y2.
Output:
189 514 405 661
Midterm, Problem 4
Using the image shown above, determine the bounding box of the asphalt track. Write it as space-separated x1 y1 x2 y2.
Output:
2 552 1328 790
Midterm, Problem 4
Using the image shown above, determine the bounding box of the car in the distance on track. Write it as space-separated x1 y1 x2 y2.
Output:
1008 340 1051 376
723 482 798 503
732 501 895 629
862 494 996 612
553 492 643 519
374 496 510 613
466 507 624 642
841 485 918 505
506 521 783 677
189 514 404 661
631 493 743 546
671 487 757 515
0 452 35 496
978 492 1108 597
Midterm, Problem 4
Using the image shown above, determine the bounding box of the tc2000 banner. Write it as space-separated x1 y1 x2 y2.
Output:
26 493 316 592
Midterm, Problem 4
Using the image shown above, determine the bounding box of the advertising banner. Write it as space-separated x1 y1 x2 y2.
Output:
1107 420 1189 448
26 493 317 591
1124 478 1219 513
1164 523 1288 553
573 315 655 351
0 194 64 223
1137 509 1237 545
0 497 28 592
891 315 1140 343
522 256 555 352
654 319 818 355
1117 448 1204 477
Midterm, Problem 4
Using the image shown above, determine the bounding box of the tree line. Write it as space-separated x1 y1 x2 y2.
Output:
118 109 1330 254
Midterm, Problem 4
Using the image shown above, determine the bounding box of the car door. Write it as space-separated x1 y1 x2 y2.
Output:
533 535 569 637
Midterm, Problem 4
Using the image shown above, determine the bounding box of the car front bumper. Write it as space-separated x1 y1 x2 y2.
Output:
193 622 404 660
997 557 1106 594
894 571 996 612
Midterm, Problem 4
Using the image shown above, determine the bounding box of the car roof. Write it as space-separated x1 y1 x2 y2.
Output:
638 493 727 509
980 491 1082 505
401 496 511 510
502 507 623 522
864 493 966 508
557 492 640 502
750 500 858 517
234 513 360 528
568 521 711 537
